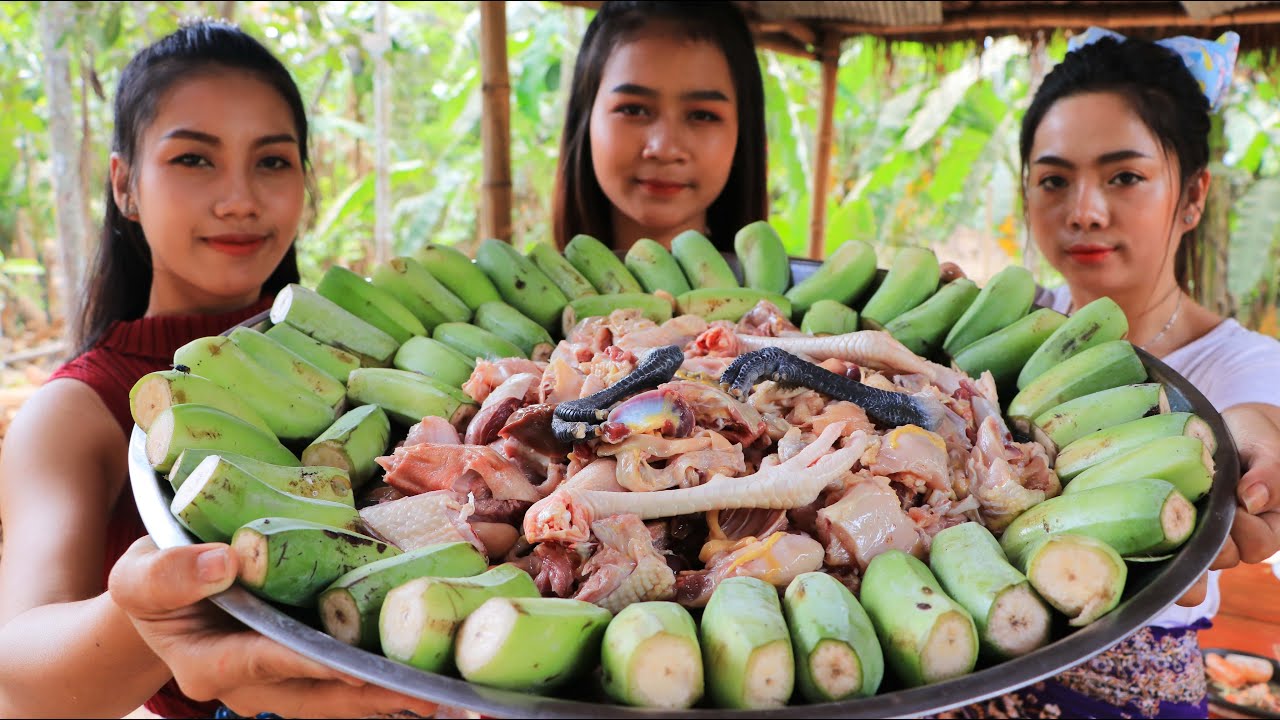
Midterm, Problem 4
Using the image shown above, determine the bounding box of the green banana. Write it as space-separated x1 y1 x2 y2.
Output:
301 404 391 491
1007 340 1147 435
1032 382 1168 456
231 517 400 607
734 220 790 294
380 564 540 673
564 234 643 294
370 256 472 331
1055 412 1217 481
927 523 1051 660
1018 296 1129 390
860 550 978 688
474 238 568 332
264 323 361 384
563 293 674 335
432 322 526 362
454 597 612 692
173 335 337 443
167 448 352 505
412 243 503 310
800 300 860 336
785 240 877 316
316 265 427 345
228 327 346 409
145 403 299 473
950 308 1068 387
671 230 739 290
474 301 556 360
1000 478 1197 564
883 278 980 357
700 576 794 709
527 242 599 299
624 239 692 296
393 336 476 388
601 601 705 709
859 246 941 330
318 541 488 650
170 454 358 543
1018 533 1127 627
269 283 399 367
1064 435 1214 502
941 265 1037 356
129 369 271 435
346 368 472 427
676 288 792 322
782 572 883 702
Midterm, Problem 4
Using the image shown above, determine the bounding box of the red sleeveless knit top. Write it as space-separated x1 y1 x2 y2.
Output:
45 296 274 719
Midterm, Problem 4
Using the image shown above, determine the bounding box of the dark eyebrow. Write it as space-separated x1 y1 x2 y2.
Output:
1033 150 1152 168
160 128 298 148
609 83 730 102
1097 149 1151 164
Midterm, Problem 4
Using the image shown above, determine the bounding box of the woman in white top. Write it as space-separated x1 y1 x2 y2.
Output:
943 28 1280 719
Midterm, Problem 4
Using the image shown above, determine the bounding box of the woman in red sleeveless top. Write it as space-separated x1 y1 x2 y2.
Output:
0 21 433 719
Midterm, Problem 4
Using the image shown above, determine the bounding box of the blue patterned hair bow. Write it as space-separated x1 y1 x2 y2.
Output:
1067 26 1240 111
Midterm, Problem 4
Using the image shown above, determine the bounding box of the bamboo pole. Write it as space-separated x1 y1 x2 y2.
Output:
372 2 392 265
480 0 513 243
808 33 842 259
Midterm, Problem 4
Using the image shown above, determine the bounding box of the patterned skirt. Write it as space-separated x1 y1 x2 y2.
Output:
936 622 1210 719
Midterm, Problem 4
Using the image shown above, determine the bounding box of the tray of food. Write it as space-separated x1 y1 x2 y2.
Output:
130 226 1237 718
1205 649 1280 719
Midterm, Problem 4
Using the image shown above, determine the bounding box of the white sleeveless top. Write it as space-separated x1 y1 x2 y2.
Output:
1039 285 1280 627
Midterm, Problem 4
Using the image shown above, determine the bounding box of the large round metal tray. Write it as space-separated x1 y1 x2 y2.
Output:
130 256 1238 718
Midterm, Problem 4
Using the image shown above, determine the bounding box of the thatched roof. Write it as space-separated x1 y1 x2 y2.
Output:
559 1 1280 58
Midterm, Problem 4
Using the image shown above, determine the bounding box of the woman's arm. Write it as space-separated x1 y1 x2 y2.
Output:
0 380 171 718
0 379 439 718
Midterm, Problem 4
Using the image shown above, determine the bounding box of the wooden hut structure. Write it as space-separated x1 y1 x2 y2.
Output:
477 0 1280 300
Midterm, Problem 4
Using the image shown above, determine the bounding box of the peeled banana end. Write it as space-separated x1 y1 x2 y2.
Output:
919 611 978 686
614 634 704 709
984 585 1052 658
808 639 863 701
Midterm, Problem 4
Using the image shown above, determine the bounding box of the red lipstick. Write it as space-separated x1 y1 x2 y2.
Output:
638 180 687 198
1065 244 1115 265
205 234 267 257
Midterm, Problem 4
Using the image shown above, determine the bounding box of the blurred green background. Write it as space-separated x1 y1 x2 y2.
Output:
2 0 1277 349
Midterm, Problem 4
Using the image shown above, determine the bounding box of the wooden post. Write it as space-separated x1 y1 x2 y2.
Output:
1190 113 1233 317
479 0 513 243
808 33 841 259
372 2 392 265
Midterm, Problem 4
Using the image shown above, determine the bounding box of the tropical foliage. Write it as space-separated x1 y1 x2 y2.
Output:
1 0 1277 342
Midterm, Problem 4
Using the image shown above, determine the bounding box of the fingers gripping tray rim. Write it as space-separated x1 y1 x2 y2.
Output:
129 256 1237 719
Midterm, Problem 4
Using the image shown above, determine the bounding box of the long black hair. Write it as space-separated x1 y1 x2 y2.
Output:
75 20 307 355
1019 35 1211 292
552 0 768 251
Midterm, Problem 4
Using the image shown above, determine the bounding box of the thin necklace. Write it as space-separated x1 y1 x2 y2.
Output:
1139 290 1184 351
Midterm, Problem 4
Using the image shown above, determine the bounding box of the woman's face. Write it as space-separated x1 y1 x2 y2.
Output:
1026 91 1196 300
588 32 738 249
114 70 304 315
